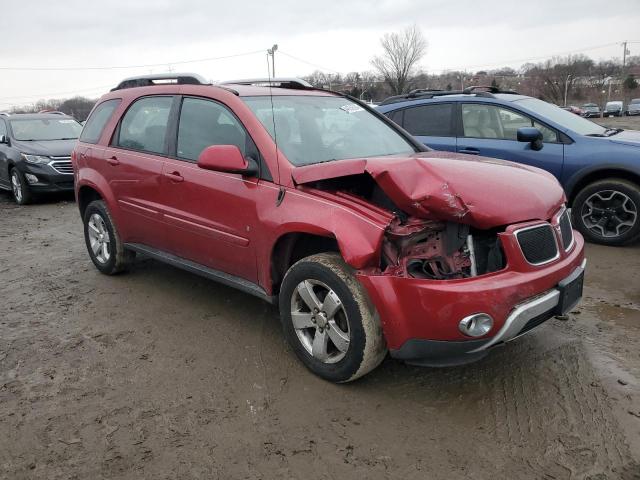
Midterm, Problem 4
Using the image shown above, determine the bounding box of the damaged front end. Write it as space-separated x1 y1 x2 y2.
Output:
382 217 506 280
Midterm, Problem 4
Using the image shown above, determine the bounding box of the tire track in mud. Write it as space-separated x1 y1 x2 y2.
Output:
479 341 638 479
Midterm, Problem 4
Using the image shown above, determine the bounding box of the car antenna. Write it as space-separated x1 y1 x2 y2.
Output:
266 48 286 207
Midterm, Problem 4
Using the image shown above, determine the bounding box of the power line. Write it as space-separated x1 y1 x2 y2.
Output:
0 49 264 72
0 84 114 103
278 51 341 74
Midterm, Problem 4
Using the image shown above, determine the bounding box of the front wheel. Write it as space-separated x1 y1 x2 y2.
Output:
572 178 640 246
10 168 32 205
279 252 387 382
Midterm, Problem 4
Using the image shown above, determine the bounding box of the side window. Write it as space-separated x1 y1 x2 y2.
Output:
80 99 120 144
177 97 247 162
402 104 454 137
116 96 172 154
462 104 558 142
0 119 7 137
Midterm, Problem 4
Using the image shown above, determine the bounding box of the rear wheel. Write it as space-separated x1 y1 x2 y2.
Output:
279 252 387 382
572 178 640 246
10 168 32 205
83 200 134 274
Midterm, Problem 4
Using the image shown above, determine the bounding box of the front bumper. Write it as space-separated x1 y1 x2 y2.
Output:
18 162 74 193
357 225 585 366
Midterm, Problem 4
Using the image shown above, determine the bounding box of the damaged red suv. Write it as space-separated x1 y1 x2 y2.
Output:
73 74 586 382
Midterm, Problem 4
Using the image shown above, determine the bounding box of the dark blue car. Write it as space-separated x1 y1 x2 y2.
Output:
376 87 640 245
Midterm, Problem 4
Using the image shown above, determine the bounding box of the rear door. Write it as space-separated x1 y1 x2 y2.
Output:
104 95 175 249
161 96 260 282
388 103 457 152
456 103 565 179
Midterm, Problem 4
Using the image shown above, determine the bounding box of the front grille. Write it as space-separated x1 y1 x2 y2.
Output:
516 224 558 265
559 210 573 250
50 159 73 174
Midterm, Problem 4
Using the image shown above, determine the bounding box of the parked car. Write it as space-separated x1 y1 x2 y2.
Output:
603 101 624 117
0 112 82 204
561 105 584 116
581 103 601 118
377 87 640 246
625 98 640 116
74 74 585 382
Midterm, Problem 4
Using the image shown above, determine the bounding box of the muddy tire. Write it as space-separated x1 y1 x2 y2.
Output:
279 252 387 382
572 178 640 246
83 200 134 274
10 168 32 205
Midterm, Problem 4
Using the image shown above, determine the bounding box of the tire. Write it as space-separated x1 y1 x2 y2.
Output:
279 252 387 382
83 199 134 274
572 178 640 246
10 168 32 205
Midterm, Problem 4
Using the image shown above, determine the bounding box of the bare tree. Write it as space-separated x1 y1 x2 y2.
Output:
371 25 427 95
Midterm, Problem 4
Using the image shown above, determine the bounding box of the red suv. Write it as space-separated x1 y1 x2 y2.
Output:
73 74 586 382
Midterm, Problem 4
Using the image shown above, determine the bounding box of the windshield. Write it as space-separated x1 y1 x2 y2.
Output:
9 117 82 141
515 98 606 136
242 95 415 166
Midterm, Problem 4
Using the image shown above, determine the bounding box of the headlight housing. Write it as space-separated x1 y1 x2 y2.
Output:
21 154 50 165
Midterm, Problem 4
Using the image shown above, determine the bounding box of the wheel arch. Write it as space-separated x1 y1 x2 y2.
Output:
77 185 104 217
566 167 640 205
270 232 340 295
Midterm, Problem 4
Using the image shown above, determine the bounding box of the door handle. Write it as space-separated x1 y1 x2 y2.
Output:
164 171 184 183
458 148 480 155
107 156 120 166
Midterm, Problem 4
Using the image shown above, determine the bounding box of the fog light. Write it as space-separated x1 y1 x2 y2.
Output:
25 173 39 184
459 313 493 337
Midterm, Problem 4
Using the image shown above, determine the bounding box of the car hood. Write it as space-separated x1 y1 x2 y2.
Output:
11 139 77 157
291 152 565 229
608 129 640 147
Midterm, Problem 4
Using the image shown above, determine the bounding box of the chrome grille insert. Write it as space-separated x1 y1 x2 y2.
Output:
49 158 73 174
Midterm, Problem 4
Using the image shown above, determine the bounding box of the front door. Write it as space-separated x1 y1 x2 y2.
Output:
456 103 565 180
161 96 260 282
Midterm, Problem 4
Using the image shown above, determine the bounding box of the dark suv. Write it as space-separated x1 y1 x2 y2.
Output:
73 74 585 382
0 112 82 204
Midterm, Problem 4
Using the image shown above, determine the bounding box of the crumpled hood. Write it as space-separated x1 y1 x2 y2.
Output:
10 139 77 157
292 152 566 229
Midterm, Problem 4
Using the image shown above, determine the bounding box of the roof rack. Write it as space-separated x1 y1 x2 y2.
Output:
219 78 313 90
37 110 66 115
111 73 209 91
379 85 519 106
0 112 10 117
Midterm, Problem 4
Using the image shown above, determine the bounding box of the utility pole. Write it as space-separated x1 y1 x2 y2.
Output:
267 44 278 77
622 41 629 70
564 74 572 106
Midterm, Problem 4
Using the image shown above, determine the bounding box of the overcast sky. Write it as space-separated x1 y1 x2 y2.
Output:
1 0 639 109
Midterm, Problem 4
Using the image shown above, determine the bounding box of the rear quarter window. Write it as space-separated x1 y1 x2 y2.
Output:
80 99 121 144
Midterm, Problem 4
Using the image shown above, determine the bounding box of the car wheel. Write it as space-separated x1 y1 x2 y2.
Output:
83 199 135 274
10 168 32 205
279 252 387 382
572 178 640 246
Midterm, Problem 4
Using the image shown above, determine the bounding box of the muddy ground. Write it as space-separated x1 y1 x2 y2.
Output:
1 189 640 479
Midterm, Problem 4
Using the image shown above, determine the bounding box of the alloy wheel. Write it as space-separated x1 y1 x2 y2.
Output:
580 189 638 238
87 213 112 264
11 171 22 203
290 279 350 364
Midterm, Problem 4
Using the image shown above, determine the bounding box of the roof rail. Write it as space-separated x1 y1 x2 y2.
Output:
0 112 10 117
220 78 313 90
111 73 209 91
37 110 66 115
379 85 519 106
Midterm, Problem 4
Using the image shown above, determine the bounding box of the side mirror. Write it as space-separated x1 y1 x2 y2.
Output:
0 134 8 144
197 145 257 176
517 127 543 151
